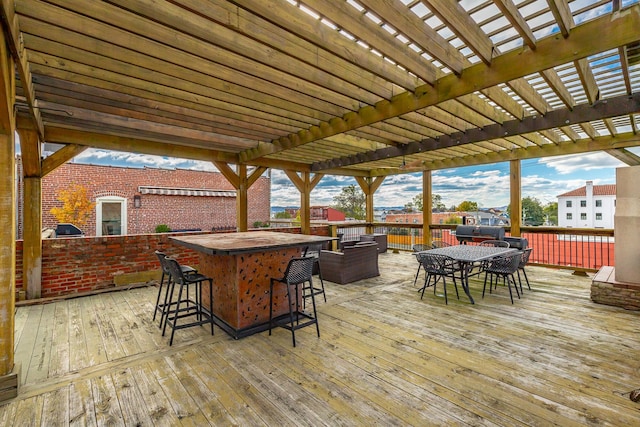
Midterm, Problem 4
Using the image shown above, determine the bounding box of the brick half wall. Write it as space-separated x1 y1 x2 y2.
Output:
15 227 329 300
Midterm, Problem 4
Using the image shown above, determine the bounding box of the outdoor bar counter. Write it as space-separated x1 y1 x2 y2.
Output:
170 231 335 339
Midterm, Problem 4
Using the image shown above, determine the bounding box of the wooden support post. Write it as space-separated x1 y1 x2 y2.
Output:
423 170 432 246
510 159 522 236
284 171 324 235
214 162 267 233
0 24 18 401
17 129 42 299
355 176 385 234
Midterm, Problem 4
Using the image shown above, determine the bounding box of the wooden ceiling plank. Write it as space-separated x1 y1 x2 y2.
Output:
481 86 525 119
312 92 640 169
575 58 600 104
24 35 346 123
604 118 618 136
244 6 640 161
422 0 495 64
41 101 256 149
297 0 439 84
357 0 464 75
192 0 402 99
29 58 326 127
547 0 573 38
506 78 550 114
20 17 363 115
62 0 374 108
35 91 276 141
560 126 580 142
31 70 315 130
492 0 537 50
227 0 420 91
541 68 575 108
619 46 633 94
580 122 599 140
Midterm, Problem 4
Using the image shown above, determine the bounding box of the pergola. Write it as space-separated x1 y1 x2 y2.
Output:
0 0 639 398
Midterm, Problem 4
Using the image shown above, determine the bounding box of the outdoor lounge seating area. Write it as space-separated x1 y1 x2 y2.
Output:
6 252 640 425
319 241 380 285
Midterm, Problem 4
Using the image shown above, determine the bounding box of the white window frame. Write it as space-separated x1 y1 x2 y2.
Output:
96 196 128 236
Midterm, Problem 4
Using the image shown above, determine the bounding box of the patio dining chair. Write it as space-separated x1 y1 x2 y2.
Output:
412 244 429 287
269 256 320 347
517 248 533 293
162 256 214 346
482 252 521 304
153 250 197 328
416 252 460 305
431 241 451 248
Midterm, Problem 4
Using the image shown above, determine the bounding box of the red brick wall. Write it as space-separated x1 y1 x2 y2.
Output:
14 227 329 299
39 163 271 236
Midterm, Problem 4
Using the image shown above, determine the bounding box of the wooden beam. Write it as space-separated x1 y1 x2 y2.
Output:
43 127 237 164
605 148 640 165
575 59 600 104
41 143 87 177
423 0 495 63
17 128 40 177
0 13 13 134
314 92 640 170
0 0 43 138
547 0 573 38
493 0 537 50
242 6 640 161
213 161 240 189
236 164 247 232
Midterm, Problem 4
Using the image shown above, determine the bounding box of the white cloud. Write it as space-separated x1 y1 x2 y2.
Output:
538 152 623 175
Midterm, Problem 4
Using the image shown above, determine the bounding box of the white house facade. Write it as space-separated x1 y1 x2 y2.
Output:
557 181 616 228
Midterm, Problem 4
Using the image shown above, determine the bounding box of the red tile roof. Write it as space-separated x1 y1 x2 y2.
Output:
558 184 616 197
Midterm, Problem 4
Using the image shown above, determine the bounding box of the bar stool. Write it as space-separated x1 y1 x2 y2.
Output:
269 256 319 347
162 256 214 346
153 250 197 328
302 244 326 307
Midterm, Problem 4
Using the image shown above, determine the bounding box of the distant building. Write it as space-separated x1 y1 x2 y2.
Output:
284 206 346 222
384 210 508 226
557 181 616 228
17 159 271 238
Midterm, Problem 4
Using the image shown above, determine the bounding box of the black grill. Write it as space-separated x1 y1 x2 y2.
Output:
455 225 505 244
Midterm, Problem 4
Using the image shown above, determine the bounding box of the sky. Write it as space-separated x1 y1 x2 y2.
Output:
58 146 640 210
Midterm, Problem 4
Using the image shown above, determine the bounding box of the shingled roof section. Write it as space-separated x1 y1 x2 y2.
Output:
558 184 617 198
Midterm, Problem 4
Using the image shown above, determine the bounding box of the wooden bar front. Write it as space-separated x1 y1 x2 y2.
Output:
170 231 334 338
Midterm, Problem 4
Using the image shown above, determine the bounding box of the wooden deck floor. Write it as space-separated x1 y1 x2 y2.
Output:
3 252 640 426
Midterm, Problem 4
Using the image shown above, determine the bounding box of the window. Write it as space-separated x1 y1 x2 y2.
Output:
566 200 572 207
595 200 602 207
96 196 127 236
580 200 586 207
581 213 587 220
566 213 572 220
596 213 602 220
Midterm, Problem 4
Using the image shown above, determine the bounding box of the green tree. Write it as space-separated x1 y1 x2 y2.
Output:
507 197 545 225
457 200 478 212
403 201 415 213
274 211 291 219
408 193 445 212
332 184 365 220
543 201 558 225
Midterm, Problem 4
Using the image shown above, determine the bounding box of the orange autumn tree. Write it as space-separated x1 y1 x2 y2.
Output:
50 184 95 226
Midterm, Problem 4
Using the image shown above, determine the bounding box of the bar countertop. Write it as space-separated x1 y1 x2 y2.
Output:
170 230 335 255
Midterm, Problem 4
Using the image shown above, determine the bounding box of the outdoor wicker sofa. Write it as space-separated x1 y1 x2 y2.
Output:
318 241 380 285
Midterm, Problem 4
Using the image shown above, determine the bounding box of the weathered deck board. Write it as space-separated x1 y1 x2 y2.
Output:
5 252 640 426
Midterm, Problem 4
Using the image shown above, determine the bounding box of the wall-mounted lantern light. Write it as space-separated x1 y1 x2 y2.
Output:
133 195 142 208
